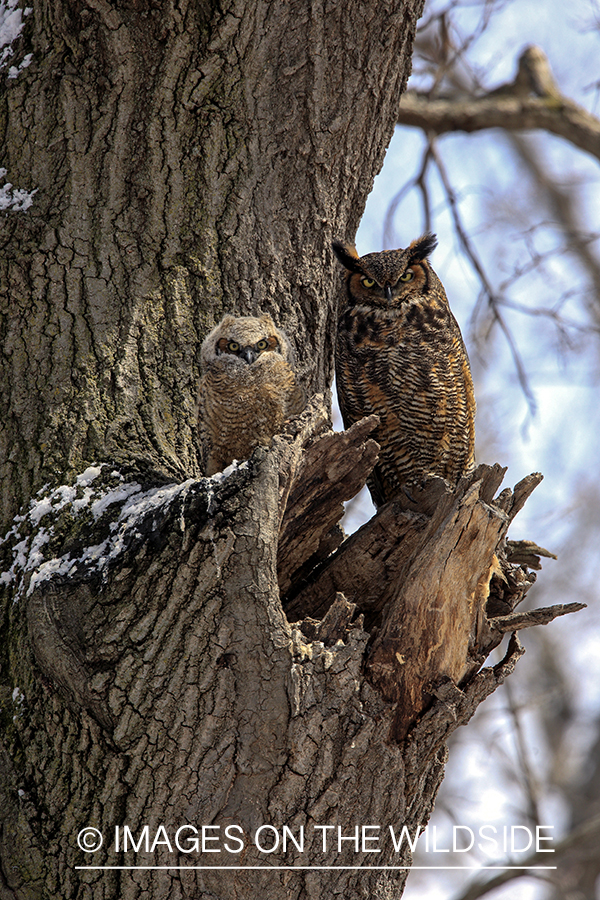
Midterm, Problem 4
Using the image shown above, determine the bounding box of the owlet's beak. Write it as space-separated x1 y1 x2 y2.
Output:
240 346 258 365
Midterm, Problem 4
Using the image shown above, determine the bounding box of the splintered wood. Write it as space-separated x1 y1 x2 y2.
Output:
277 399 585 742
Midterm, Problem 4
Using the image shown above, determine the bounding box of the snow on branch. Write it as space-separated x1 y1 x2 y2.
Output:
0 463 244 598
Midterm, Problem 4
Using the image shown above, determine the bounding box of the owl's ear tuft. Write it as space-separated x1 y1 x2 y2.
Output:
332 240 363 273
408 233 438 262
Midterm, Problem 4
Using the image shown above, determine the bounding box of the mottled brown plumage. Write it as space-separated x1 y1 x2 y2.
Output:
333 234 476 508
199 313 306 476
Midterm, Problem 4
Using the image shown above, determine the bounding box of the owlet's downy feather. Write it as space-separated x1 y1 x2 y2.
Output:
199 313 306 476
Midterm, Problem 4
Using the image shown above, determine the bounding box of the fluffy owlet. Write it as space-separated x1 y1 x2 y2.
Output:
199 313 306 476
333 234 476 508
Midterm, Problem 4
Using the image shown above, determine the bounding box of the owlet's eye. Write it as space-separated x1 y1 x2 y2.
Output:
227 341 240 352
256 339 269 351
400 269 414 283
361 277 376 288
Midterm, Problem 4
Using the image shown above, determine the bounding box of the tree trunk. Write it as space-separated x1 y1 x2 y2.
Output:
0 0 422 529
0 3 577 899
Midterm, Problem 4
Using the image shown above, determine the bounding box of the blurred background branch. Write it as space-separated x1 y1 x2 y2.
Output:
398 46 600 162
347 1 600 897
451 814 600 900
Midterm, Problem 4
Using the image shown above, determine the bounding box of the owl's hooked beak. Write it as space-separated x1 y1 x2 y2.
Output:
240 346 258 364
384 283 393 302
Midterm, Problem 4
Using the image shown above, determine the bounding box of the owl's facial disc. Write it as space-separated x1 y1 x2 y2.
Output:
352 264 423 308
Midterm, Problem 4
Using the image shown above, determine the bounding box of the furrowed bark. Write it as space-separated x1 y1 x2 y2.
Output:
0 0 424 533
3 398 573 900
0 5 582 900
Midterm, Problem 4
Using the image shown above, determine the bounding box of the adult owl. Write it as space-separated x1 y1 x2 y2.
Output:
333 234 476 508
199 313 306 476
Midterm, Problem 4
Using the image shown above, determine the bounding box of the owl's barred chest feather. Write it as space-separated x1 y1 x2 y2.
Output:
333 234 476 507
202 362 290 465
338 296 457 355
337 300 467 403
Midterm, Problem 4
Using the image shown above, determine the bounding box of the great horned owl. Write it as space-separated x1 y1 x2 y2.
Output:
199 313 306 476
333 234 476 508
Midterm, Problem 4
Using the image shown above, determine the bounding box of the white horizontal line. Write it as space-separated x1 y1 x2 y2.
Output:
75 865 558 871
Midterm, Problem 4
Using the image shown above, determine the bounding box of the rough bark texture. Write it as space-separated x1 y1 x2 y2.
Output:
1 395 561 900
0 4 579 900
0 0 421 533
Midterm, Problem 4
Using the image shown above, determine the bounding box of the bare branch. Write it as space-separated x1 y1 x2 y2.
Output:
451 813 600 900
489 602 586 635
506 132 600 329
428 138 538 412
383 144 434 246
504 677 543 827
399 46 600 164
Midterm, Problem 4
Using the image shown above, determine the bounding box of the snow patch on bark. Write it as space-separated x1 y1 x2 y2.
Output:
0 466 196 597
0 0 32 76
0 167 37 211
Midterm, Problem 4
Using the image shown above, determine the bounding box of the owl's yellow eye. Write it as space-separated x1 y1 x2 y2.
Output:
256 339 269 351
361 277 376 288
400 269 414 282
227 341 240 352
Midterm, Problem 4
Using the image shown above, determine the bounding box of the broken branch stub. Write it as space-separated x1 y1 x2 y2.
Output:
275 395 380 598
363 467 539 741
276 412 580 743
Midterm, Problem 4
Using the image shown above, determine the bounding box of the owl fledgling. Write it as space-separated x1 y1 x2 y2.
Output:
333 234 476 508
199 313 306 476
